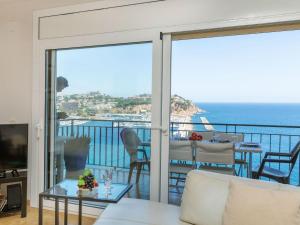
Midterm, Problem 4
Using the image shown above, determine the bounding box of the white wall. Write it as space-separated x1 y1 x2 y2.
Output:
0 0 103 125
0 0 101 199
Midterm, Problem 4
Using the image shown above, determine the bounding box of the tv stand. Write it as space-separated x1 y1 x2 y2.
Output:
11 170 19 177
0 171 27 218
0 170 6 179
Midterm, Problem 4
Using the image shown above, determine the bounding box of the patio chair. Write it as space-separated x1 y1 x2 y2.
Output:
195 142 235 175
212 132 246 176
169 141 195 185
64 136 91 179
212 132 243 143
252 141 300 184
120 128 150 184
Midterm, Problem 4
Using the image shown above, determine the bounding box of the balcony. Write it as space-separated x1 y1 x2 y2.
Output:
56 119 300 205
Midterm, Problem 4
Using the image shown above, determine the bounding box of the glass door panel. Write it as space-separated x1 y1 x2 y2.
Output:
164 29 300 205
45 43 153 201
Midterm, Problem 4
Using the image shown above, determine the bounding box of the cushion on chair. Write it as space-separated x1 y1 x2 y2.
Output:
223 180 300 225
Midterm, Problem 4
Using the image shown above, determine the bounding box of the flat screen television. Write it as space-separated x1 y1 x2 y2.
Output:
0 124 28 171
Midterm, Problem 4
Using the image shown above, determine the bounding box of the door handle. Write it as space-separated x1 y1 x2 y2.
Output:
151 126 169 136
35 122 43 140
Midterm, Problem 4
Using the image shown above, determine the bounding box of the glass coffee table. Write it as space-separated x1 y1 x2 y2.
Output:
39 179 132 225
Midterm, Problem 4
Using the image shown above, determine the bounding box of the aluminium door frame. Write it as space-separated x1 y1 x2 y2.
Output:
32 29 163 209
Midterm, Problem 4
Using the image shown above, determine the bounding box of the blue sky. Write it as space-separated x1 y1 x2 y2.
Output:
57 29 300 103
57 43 152 97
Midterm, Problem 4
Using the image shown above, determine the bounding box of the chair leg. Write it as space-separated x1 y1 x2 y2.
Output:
136 163 142 184
176 174 180 186
234 167 239 176
252 171 259 179
282 177 290 184
128 162 135 184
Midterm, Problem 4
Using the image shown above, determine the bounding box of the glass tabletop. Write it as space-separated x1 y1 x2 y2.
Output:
41 179 132 203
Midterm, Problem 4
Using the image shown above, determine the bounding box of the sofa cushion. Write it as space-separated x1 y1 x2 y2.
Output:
223 180 300 225
180 170 229 225
99 198 190 225
180 170 295 225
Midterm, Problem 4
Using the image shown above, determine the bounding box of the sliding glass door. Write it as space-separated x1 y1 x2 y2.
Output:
45 42 155 201
161 28 300 205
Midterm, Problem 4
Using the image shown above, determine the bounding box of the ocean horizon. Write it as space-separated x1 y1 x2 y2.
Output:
195 102 300 125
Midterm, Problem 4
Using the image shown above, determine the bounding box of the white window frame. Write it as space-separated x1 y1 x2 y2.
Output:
32 29 163 211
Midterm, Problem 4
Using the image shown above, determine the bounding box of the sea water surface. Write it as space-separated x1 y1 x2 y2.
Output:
195 103 300 126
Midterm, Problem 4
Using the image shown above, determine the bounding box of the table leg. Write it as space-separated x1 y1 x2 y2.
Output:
64 198 68 225
55 197 59 225
248 152 253 178
38 195 43 225
21 178 27 217
78 199 82 225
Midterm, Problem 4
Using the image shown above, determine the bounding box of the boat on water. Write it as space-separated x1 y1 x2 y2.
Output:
96 113 151 128
59 120 88 126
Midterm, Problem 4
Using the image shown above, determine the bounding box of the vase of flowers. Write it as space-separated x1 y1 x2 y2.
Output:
189 132 203 141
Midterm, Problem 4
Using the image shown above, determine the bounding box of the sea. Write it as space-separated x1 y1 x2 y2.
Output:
61 103 300 185
194 103 300 126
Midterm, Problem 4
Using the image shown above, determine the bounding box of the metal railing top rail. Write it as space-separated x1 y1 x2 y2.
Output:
60 118 300 129
171 121 300 129
60 118 151 124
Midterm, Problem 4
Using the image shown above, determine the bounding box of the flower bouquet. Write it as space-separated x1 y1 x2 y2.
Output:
189 132 203 141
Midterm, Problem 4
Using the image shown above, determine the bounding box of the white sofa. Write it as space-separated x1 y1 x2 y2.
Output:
94 170 300 225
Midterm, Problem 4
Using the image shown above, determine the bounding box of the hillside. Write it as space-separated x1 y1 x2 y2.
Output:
171 95 203 116
57 92 203 118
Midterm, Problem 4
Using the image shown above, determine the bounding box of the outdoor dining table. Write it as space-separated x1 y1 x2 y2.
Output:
180 139 262 178
234 142 262 178
158 137 263 178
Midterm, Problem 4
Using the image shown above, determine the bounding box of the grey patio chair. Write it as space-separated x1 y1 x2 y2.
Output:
212 132 243 143
252 140 300 184
120 128 150 184
195 142 235 175
212 132 246 176
169 141 195 185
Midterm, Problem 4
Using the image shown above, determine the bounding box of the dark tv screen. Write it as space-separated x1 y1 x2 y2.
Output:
0 124 28 170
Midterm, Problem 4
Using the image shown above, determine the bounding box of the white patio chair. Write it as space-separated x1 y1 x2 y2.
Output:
212 132 247 175
195 142 235 175
212 132 243 143
169 141 195 185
